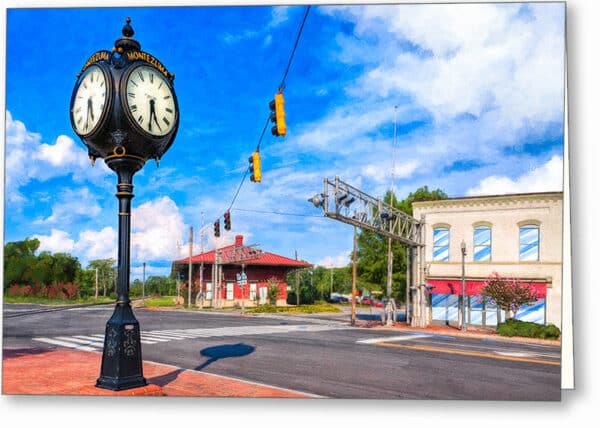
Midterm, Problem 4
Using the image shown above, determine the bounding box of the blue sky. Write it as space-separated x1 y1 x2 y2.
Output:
2 2 565 280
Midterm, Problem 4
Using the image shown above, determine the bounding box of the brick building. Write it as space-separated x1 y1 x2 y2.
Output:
172 235 312 308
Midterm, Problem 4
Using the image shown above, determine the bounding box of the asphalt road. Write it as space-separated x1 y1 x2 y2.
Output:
2 303 561 400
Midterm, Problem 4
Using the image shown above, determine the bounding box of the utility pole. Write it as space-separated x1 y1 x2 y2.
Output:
142 262 146 300
95 268 99 300
461 240 467 331
295 250 300 306
198 212 205 308
188 226 193 309
351 226 357 326
385 105 398 323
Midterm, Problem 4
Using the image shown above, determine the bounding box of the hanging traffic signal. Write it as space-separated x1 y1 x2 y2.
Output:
248 151 262 183
213 219 220 237
224 210 231 231
269 93 286 137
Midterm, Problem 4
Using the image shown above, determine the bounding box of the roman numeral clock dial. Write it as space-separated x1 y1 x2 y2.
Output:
71 64 108 136
124 65 177 137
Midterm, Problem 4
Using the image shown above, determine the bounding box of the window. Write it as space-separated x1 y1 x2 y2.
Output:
249 282 257 301
519 225 540 261
205 282 213 301
473 226 491 261
226 282 234 300
433 227 449 261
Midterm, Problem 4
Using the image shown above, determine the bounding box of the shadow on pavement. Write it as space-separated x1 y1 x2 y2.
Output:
147 368 186 387
195 343 255 371
2 347 52 359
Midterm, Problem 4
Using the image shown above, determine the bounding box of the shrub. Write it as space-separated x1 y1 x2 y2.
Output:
496 319 560 340
541 324 561 340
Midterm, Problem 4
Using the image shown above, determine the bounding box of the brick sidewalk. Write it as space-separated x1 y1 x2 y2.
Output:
2 348 316 398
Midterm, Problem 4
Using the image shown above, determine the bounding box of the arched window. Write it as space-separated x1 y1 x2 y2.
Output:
433 226 450 261
473 225 492 262
519 224 540 261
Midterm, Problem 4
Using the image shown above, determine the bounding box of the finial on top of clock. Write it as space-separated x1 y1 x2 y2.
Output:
114 17 141 52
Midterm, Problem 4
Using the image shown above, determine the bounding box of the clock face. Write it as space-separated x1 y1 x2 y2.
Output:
124 65 177 137
71 64 108 136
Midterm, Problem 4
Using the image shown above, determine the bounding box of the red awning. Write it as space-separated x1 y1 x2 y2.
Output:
427 279 547 298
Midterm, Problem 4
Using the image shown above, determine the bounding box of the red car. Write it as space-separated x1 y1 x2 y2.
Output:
359 296 372 305
372 299 384 308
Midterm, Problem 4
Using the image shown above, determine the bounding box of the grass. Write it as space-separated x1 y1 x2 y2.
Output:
140 296 181 307
246 303 342 314
3 295 114 305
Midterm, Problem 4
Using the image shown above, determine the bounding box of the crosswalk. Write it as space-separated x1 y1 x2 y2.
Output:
32 323 350 351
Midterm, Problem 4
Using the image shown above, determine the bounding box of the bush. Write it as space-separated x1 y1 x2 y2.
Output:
496 319 560 340
540 324 561 340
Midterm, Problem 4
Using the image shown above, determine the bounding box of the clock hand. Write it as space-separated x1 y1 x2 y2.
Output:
148 99 153 132
149 99 162 132
87 97 95 121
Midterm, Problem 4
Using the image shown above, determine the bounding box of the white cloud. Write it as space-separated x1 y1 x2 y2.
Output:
34 229 75 254
34 227 117 265
466 155 563 196
33 187 102 225
328 4 564 127
316 253 350 268
4 111 111 206
363 159 420 183
74 227 118 263
268 6 292 29
131 196 187 262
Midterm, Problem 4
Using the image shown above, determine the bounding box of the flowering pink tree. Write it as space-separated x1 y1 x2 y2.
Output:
481 272 538 320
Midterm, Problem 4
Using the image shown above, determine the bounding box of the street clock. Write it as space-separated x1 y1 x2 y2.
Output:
69 18 180 392
70 17 179 166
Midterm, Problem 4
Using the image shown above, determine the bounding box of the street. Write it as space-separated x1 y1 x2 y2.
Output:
2 303 561 400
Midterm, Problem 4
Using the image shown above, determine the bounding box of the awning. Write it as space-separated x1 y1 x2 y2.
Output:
427 279 547 298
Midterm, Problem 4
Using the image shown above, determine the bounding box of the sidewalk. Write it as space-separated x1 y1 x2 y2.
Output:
1 347 317 398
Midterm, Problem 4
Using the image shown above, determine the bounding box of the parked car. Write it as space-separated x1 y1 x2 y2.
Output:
372 299 384 308
339 296 349 303
359 296 372 305
328 295 341 303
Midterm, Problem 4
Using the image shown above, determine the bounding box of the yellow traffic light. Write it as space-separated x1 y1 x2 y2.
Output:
269 93 286 137
249 151 262 183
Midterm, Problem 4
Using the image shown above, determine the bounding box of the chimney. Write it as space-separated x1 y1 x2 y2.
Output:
235 235 243 247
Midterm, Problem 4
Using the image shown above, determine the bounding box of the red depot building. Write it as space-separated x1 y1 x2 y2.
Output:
172 235 312 308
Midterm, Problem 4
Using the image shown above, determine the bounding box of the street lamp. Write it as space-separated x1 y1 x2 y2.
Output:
461 240 467 332
70 18 179 391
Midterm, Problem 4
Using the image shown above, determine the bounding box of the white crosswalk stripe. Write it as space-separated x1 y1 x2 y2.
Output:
32 323 350 351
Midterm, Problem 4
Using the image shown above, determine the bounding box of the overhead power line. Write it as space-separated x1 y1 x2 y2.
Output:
232 208 323 218
224 5 312 217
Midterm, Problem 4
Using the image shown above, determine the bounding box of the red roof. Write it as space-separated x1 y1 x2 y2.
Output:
173 237 312 268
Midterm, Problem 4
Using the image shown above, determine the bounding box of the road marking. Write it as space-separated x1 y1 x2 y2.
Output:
55 336 104 348
374 342 560 366
33 337 98 352
356 334 429 344
31 324 351 351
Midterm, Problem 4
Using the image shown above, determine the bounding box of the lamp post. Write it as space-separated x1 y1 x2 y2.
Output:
461 240 467 332
69 18 179 391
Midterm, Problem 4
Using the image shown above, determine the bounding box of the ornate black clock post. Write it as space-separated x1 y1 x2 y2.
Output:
69 18 179 391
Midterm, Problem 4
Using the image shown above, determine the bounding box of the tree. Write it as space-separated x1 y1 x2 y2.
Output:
481 272 538 320
87 259 116 297
3 238 40 289
145 276 177 296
